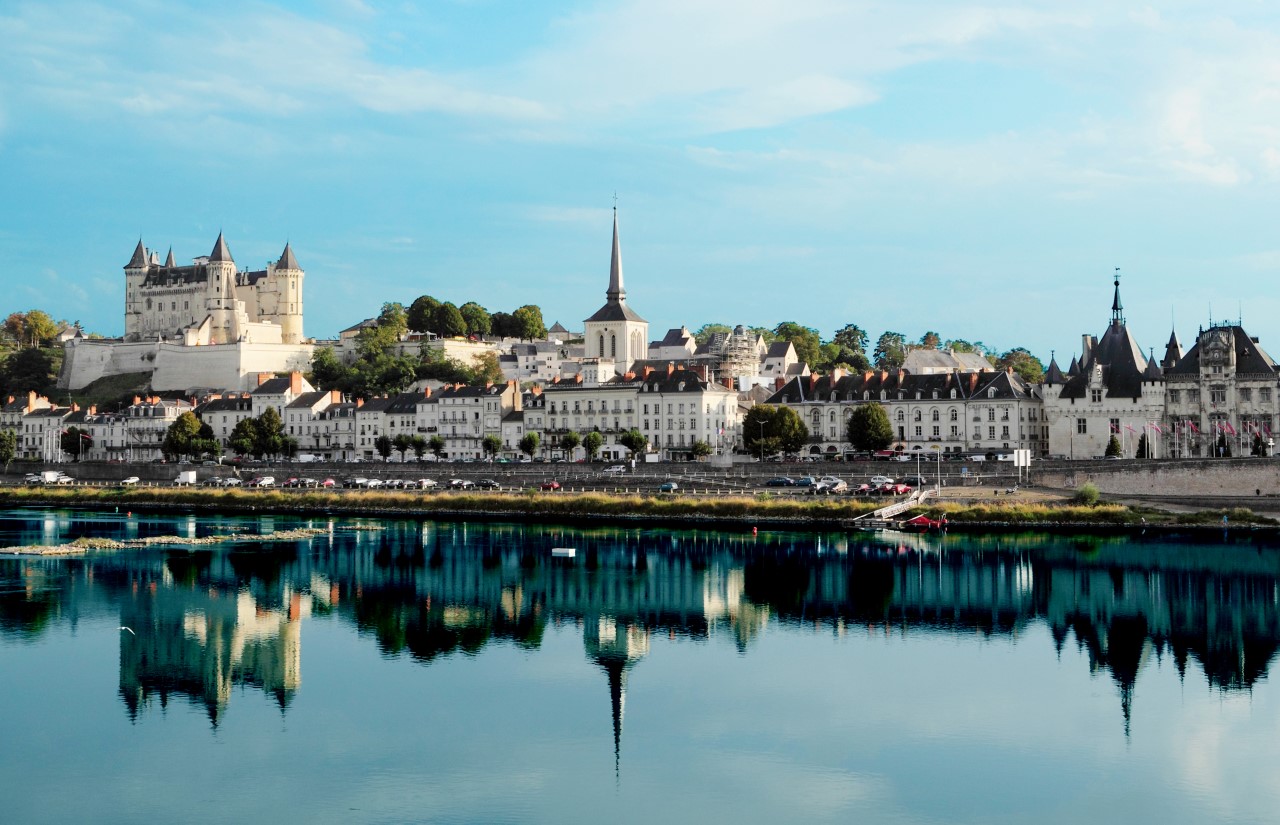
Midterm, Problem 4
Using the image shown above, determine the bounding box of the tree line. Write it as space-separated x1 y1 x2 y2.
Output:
692 323 1044 383
406 295 548 341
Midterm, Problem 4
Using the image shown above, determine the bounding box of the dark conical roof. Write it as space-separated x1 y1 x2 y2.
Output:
1044 357 1065 385
164 247 175 268
276 242 299 271
209 232 234 263
125 239 147 269
585 208 646 324
1067 356 1080 376
1162 329 1183 370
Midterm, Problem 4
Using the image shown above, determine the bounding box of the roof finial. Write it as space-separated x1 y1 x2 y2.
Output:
1110 267 1124 326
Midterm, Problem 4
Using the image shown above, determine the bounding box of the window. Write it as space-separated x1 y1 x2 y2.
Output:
988 426 995 440
897 410 905 421
1077 418 1087 434
1090 389 1102 403
1167 390 1180 404
1263 389 1273 402
1211 389 1226 405
932 426 939 437
1239 388 1252 402
950 409 958 422
1188 390 1200 403
950 425 958 436
914 426 922 437
987 409 995 421
931 410 939 421
914 410 922 422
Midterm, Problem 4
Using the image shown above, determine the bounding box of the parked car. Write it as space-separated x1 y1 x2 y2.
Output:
657 481 679 493
811 479 848 495
764 477 795 487
869 475 895 486
879 482 913 496
345 477 369 488
120 476 140 486
852 483 874 496
366 479 384 489
201 477 222 487
477 479 501 489
221 477 242 487
794 476 817 488
602 465 627 476
282 477 301 488
451 479 475 490
414 479 437 489
247 476 275 488
320 478 336 488
900 475 927 487
539 481 561 491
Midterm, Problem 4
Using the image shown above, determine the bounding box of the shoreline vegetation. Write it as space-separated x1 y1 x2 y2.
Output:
0 524 382 557
0 486 1275 538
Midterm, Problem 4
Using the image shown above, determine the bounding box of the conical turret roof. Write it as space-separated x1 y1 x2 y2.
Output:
209 232 234 263
1044 357 1065 385
276 242 299 271
125 239 147 269
164 247 175 268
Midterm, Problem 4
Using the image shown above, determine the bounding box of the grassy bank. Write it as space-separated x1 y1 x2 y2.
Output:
2 486 1275 530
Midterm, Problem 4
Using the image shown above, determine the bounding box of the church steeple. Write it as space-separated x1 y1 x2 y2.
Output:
607 208 625 304
1111 268 1124 326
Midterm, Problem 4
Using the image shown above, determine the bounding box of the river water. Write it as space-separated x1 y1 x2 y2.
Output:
1 507 1278 824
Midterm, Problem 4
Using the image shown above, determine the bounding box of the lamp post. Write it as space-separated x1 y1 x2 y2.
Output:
758 420 765 464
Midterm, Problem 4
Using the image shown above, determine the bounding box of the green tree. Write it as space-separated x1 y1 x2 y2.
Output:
417 346 473 384
0 429 15 472
470 351 504 385
60 426 92 461
995 347 1045 383
392 433 413 461
618 428 648 457
229 418 259 457
946 339 985 355
847 403 894 452
832 324 869 354
0 347 56 396
1105 434 1122 457
407 295 441 334
743 405 809 458
374 434 393 461
255 407 284 458
280 436 299 459
482 434 502 459
428 435 446 460
309 346 347 392
489 311 517 338
411 435 427 461
512 305 547 340
459 302 492 337
873 332 907 371
690 439 712 460
162 411 203 458
434 302 467 338
560 430 581 460
583 431 603 461
1253 433 1266 456
693 323 733 344
773 321 823 368
919 331 942 349
1136 432 1149 459
518 432 540 459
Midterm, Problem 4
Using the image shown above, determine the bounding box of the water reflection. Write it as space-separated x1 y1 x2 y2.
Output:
4 510 1280 752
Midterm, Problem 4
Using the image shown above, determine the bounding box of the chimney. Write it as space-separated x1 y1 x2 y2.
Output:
667 362 675 376
575 374 583 384
643 366 654 379
289 371 303 395
530 385 542 396
88 405 96 415
831 367 845 383
808 373 819 393
257 372 273 386
332 389 344 404
485 381 494 390
71 403 79 412
879 371 888 382
133 396 142 406
723 375 734 390
968 373 978 392
774 377 786 391
27 391 37 409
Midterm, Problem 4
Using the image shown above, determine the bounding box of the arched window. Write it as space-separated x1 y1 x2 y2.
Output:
896 410 905 421
913 410 922 422
950 409 958 421
610 334 616 357
932 409 940 421
598 334 605 356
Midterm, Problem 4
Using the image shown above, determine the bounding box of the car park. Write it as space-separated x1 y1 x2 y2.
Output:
539 481 561 491
657 481 679 493
764 477 795 487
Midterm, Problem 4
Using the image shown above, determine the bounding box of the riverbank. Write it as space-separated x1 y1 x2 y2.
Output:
1 485 1276 535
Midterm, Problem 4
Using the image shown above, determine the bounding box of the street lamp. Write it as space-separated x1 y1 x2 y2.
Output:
759 420 765 464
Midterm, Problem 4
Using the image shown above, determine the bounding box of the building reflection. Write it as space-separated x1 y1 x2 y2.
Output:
4 514 1280 747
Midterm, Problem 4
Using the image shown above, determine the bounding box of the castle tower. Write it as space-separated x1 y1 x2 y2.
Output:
205 233 242 345
584 209 648 368
123 239 148 341
271 243 305 344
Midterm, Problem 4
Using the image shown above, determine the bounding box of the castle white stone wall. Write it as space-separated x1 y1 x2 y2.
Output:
60 338 314 392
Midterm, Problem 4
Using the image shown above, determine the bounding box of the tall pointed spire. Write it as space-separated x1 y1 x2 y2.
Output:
209 232 233 263
607 208 625 303
125 239 147 269
164 247 175 269
1111 267 1124 326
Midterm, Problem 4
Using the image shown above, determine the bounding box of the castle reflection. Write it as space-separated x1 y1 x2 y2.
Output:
4 512 1280 749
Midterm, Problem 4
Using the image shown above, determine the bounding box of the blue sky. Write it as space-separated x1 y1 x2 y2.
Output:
4 0 1280 364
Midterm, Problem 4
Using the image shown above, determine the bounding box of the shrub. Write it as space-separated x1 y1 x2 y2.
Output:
1074 483 1100 506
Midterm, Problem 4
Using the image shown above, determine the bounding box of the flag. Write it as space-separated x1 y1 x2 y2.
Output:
1110 423 1120 433
1151 423 1164 434
1188 420 1199 434
1125 424 1137 433
1225 422 1237 436
1267 425 1273 436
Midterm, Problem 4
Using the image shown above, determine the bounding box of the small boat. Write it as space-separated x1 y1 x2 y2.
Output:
550 547 576 558
896 514 946 533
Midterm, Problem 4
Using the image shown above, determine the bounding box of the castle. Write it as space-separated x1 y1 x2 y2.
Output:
124 234 304 345
59 234 314 392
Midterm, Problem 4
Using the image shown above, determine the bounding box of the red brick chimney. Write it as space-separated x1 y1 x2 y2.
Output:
332 389 344 404
289 371 303 395
257 372 273 386
774 377 786 391
356 398 365 408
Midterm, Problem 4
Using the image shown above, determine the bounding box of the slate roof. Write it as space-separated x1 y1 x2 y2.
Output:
1044 357 1065 385
1161 330 1183 370
766 368 1038 406
195 397 253 414
286 391 331 409
765 341 793 359
209 232 234 263
1058 318 1150 400
277 243 300 270
1165 325 1279 378
252 377 294 395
